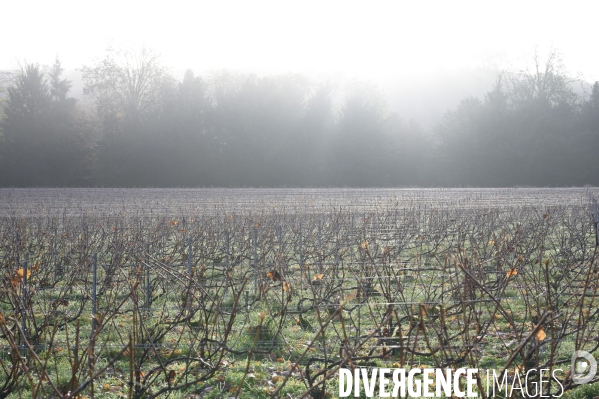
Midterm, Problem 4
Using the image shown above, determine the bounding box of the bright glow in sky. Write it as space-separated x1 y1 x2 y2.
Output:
2 0 597 81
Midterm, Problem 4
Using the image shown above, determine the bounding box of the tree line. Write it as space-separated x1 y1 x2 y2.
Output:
1 48 598 187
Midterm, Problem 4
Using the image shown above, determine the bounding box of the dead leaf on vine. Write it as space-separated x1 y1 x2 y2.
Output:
313 274 324 281
536 328 547 341
16 268 31 278
506 268 518 278
12 268 31 286
345 291 357 301
267 270 281 281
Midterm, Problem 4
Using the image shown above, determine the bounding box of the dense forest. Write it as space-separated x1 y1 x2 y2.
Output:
1 48 598 187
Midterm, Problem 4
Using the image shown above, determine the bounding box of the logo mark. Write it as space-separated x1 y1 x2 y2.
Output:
571 350 597 385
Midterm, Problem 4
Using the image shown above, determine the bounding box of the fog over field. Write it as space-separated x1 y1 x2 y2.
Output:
1 1 598 187
4 4 599 397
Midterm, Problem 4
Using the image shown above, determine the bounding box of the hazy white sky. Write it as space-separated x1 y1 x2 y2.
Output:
2 0 597 81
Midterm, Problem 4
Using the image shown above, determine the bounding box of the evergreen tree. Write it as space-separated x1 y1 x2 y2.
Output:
0 61 91 186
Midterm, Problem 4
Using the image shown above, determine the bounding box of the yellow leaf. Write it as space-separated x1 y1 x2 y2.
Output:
361 240 369 249
313 274 324 281
536 328 547 341
282 282 291 291
506 268 518 278
488 240 494 246
102 383 111 391
16 268 31 278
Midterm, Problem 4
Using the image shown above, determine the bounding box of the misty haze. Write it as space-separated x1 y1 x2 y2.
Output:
2 0 598 188
1 46 598 187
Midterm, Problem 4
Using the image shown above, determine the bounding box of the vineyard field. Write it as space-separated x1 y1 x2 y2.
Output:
1 187 599 398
